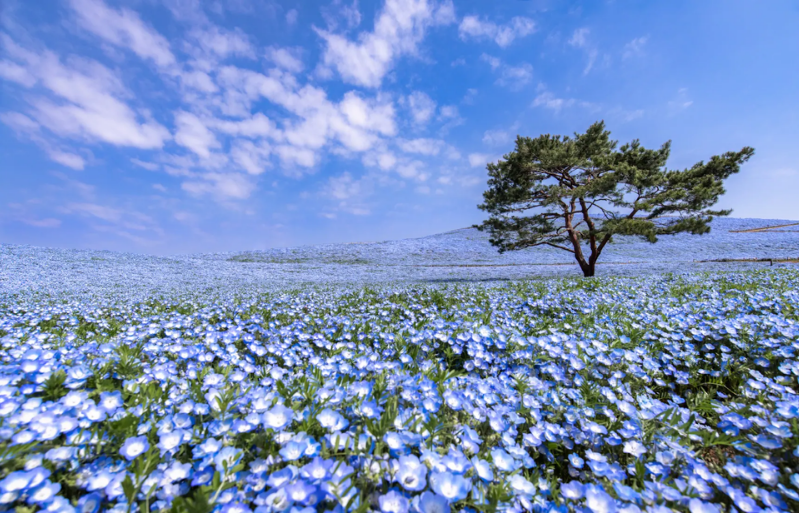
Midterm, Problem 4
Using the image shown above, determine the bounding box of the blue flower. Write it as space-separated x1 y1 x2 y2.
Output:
472 458 493 482
300 457 333 483
214 447 243 473
77 493 102 513
284 481 318 506
490 449 519 472
157 429 187 455
0 471 32 494
379 490 409 513
316 408 349 431
280 441 307 461
430 471 471 503
413 491 450 513
119 436 150 461
262 404 294 431
585 485 617 513
561 481 584 500
27 480 61 504
396 455 427 492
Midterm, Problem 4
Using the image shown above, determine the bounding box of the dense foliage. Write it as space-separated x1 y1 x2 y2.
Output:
476 122 755 276
2 269 799 512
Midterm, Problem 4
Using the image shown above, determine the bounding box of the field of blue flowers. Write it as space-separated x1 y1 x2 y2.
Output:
2 265 799 513
1 218 798 513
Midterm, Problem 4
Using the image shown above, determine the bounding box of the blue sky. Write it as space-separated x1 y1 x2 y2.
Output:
1 0 797 254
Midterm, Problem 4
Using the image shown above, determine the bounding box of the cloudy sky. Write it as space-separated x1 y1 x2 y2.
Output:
1 0 797 254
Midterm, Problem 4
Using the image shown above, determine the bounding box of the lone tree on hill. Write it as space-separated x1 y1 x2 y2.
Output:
475 121 754 277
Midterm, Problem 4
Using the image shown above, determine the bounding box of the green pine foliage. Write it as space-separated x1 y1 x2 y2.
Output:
475 121 755 276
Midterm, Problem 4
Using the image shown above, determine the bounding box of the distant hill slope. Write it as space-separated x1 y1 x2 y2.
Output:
217 217 799 266
1 218 797 297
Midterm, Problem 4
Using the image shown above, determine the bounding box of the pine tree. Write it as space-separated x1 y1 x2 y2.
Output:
475 121 754 277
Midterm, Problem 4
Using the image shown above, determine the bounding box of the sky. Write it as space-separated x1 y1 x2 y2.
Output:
1 0 797 255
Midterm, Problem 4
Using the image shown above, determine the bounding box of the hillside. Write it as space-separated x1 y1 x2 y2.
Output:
1 217 797 298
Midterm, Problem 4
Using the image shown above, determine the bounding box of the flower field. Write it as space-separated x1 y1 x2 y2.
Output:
2 218 798 296
2 266 799 513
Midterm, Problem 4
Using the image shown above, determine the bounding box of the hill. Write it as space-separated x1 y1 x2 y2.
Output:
1 217 797 298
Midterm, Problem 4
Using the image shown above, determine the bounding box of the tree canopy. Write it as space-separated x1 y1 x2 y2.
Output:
475 121 755 277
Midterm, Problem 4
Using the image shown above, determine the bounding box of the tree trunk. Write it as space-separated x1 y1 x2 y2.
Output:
582 262 595 277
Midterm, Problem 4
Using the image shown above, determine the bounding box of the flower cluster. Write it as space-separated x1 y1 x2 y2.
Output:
1 269 798 512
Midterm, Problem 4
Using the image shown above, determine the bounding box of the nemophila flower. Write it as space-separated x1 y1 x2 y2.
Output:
266 466 298 488
585 485 617 513
158 429 187 455
284 481 318 506
413 491 450 513
508 475 535 496
193 438 222 459
263 404 294 431
214 447 243 473
623 441 646 458
430 471 471 502
300 457 333 483
379 490 410 513
569 453 585 469
280 441 307 461
25 480 61 504
561 481 584 500
316 408 349 431
490 449 519 472
120 436 149 460
396 455 427 492
221 503 251 513
77 493 102 513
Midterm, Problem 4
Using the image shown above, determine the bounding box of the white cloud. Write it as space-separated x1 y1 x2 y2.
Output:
214 66 396 163
275 145 317 168
1 39 170 149
569 27 589 48
396 160 427 180
316 0 455 88
0 111 39 133
462 88 478 104
190 25 255 60
668 87 693 113
532 91 577 111
468 153 491 167
23 218 62 228
325 171 372 215
182 172 254 200
132 158 159 171
286 9 299 25
68 0 175 67
180 70 217 93
230 139 271 175
481 53 501 70
398 138 442 155
265 46 304 73
569 27 598 75
48 150 86 170
407 91 436 125
0 60 36 86
458 15 536 47
622 36 648 60
481 54 532 90
213 113 281 139
322 0 363 32
174 111 219 158
65 202 123 222
482 128 511 147
439 105 459 119
497 63 533 89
